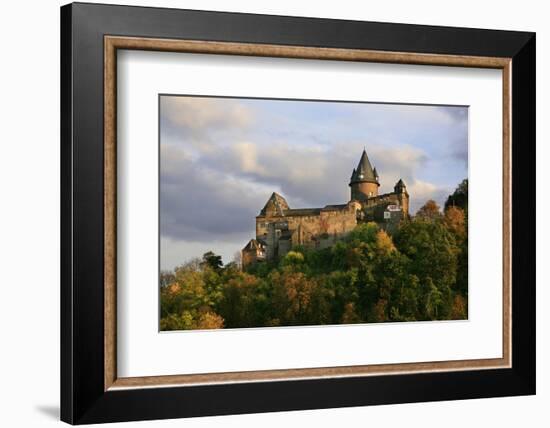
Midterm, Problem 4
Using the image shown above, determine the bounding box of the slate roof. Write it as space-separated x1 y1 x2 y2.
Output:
283 208 322 216
243 238 265 251
395 178 406 187
350 149 378 184
259 192 290 216
322 204 348 211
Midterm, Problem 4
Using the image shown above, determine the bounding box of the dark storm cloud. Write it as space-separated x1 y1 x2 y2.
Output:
160 145 270 241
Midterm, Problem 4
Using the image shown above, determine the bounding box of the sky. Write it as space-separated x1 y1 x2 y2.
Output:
160 95 468 270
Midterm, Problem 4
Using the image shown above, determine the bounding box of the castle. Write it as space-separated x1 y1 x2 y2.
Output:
241 148 409 268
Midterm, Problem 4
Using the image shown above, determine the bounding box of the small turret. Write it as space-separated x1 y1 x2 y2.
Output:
394 179 409 217
394 178 407 194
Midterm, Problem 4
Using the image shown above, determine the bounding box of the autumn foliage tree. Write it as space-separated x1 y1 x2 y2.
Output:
415 199 442 220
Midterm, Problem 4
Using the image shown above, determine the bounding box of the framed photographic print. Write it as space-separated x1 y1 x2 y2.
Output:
60 2 535 424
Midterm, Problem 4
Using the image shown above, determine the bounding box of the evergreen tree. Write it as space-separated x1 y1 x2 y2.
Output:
444 179 468 212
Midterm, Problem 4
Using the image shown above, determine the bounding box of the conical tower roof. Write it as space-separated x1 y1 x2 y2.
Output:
394 178 407 193
350 149 378 184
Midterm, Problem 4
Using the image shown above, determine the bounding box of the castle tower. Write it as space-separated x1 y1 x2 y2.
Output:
394 178 410 216
349 148 380 201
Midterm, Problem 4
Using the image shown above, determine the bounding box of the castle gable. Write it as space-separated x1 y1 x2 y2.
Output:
260 192 290 217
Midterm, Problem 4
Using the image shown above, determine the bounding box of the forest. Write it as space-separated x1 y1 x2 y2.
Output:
160 180 468 331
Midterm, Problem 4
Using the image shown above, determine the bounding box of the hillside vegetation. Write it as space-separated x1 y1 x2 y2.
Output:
160 180 468 330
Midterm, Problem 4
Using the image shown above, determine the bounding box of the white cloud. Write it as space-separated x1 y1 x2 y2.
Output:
407 179 451 213
161 96 254 130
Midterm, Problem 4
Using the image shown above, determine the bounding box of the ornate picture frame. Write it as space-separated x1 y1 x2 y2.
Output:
61 2 535 424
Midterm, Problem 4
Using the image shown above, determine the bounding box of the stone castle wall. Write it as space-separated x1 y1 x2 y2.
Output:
241 249 257 268
256 206 358 247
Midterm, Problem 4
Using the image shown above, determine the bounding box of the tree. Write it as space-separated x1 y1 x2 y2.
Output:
394 218 459 319
423 277 444 319
341 302 361 324
200 251 223 272
218 272 264 328
444 179 468 212
159 262 226 331
416 200 442 220
159 270 175 288
160 309 224 331
443 181 468 297
454 208 468 297
321 269 359 323
195 311 225 329
450 294 467 320
160 267 208 317
444 206 466 241
268 269 330 326
375 229 396 256
280 250 305 267
374 250 419 322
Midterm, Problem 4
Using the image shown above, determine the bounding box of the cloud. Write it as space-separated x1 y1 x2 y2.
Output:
438 105 468 122
450 135 469 164
161 96 254 130
407 180 451 214
159 96 468 269
160 96 255 153
160 144 274 242
198 139 428 208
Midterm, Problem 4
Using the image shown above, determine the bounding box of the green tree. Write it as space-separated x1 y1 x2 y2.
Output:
280 250 305 267
200 251 223 272
218 271 265 328
321 269 359 323
394 218 458 319
160 264 225 331
444 179 468 212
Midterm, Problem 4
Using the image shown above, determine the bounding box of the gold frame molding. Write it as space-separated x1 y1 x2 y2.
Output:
104 35 512 391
